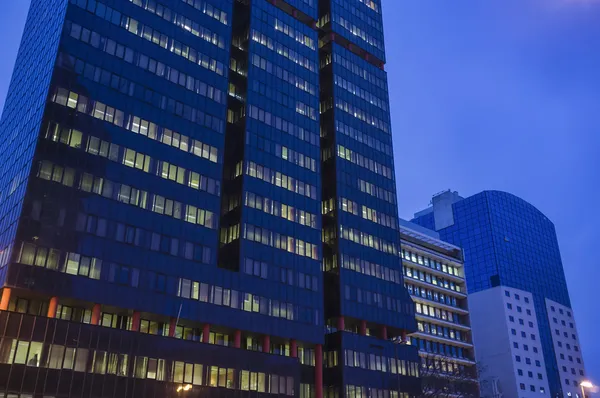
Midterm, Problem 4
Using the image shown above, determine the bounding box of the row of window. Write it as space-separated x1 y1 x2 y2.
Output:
176 277 320 325
411 337 467 360
250 131 318 172
274 18 315 50
178 0 229 25
338 145 393 179
335 120 392 157
404 267 463 294
346 385 408 398
334 15 384 52
334 75 388 112
416 321 465 342
324 98 389 135
514 355 541 367
331 52 387 91
51 87 220 163
407 284 460 309
69 2 227 78
357 178 396 204
337 197 398 230
8 295 317 368
250 53 316 96
401 248 462 278
244 223 320 260
416 303 461 326
243 257 319 292
46 121 220 198
0 338 294 395
129 0 226 48
247 104 320 147
334 0 383 33
62 21 226 132
245 192 318 229
74 212 212 264
37 160 216 229
338 253 402 284
343 349 420 376
343 285 414 315
420 355 471 377
251 30 317 73
243 161 317 200
338 225 398 256
59 45 224 106
560 365 584 376
519 383 545 393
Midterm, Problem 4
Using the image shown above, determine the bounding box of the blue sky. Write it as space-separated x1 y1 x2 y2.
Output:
0 0 599 389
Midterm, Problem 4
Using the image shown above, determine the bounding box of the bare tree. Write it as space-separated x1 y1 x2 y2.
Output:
418 354 481 398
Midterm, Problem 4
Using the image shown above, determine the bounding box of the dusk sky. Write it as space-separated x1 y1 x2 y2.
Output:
1 0 599 389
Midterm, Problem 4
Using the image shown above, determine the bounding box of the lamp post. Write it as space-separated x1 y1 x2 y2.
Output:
580 380 594 398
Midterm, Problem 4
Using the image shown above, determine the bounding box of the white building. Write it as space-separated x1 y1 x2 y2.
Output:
545 299 586 397
470 286 551 398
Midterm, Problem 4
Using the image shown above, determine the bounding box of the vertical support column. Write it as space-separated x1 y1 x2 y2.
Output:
0 288 11 311
263 335 270 353
290 339 298 358
169 317 177 337
47 297 58 318
202 324 210 343
315 344 323 398
359 320 367 336
131 311 141 332
401 329 408 344
234 330 242 348
337 316 345 331
91 304 101 325
380 326 388 341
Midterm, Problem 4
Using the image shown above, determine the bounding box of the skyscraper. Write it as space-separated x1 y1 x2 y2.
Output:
413 190 587 398
0 0 420 397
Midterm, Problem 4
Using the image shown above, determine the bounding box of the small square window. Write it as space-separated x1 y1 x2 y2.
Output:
551 306 556 312
530 385 536 392
528 321 533 328
518 369 523 376
515 294 520 300
507 303 513 310
524 297 530 303
509 316 515 322
513 342 519 349
517 306 522 313
505 290 510 297
526 309 532 315
516 355 521 362
535 360 541 367
520 383 526 390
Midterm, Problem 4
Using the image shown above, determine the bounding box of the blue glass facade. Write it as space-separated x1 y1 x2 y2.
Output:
0 0 419 397
412 190 573 397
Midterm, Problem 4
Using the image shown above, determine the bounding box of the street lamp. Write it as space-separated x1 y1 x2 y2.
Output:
177 384 192 393
580 380 594 398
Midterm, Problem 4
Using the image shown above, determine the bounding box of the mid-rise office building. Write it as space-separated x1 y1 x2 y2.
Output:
413 190 587 398
399 220 479 397
0 0 420 397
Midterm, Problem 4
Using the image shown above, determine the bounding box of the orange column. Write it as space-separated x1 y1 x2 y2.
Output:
359 320 367 336
315 344 323 398
290 339 298 358
337 316 345 331
47 297 58 318
0 288 11 311
234 330 242 348
131 311 141 332
263 335 270 353
169 317 177 337
91 304 101 325
202 324 210 343
381 326 388 341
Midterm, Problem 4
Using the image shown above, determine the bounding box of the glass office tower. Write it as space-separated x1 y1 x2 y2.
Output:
413 190 587 398
0 0 420 397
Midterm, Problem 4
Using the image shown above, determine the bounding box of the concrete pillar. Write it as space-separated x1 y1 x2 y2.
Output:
401 329 408 343
337 316 345 331
131 311 140 332
359 320 367 336
290 339 298 358
169 317 177 337
90 304 101 325
47 297 58 319
202 324 210 343
381 326 388 341
315 344 323 398
234 330 242 348
0 288 11 311
263 335 270 353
